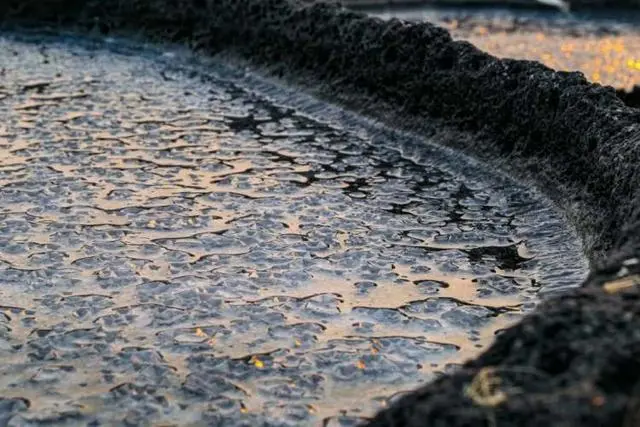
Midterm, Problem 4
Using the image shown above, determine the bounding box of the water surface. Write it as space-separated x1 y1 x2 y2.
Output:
0 32 587 426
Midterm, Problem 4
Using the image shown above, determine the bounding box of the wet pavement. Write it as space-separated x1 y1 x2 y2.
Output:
0 32 587 425
372 8 640 90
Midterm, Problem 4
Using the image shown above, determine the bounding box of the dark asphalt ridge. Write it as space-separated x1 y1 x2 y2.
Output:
1 1 640 426
341 0 640 12
618 86 640 108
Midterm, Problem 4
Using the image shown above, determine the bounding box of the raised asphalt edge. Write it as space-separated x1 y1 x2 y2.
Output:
2 1 640 425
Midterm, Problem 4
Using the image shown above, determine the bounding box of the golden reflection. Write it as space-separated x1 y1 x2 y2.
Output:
447 27 640 89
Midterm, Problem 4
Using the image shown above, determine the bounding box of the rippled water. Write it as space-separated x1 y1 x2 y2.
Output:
0 32 587 426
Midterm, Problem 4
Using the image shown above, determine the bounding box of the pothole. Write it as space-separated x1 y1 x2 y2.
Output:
0 32 587 426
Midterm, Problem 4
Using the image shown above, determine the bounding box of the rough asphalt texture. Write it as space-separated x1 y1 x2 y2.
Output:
342 0 640 10
383 10 640 91
618 85 640 108
1 0 640 426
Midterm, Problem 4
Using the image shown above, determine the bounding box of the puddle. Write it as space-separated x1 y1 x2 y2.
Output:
0 32 587 425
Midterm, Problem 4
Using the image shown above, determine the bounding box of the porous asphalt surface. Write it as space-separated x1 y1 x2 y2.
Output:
342 0 640 11
1 0 640 426
371 7 640 108
373 8 640 90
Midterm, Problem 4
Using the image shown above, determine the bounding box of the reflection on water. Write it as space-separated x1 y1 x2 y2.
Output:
0 33 586 425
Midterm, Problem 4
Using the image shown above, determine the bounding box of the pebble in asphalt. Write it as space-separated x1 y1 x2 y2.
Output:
0 32 587 425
